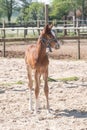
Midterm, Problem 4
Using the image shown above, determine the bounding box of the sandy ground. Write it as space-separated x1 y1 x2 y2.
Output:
0 58 87 130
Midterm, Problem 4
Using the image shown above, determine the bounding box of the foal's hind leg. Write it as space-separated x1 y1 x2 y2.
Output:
27 65 33 111
43 67 50 113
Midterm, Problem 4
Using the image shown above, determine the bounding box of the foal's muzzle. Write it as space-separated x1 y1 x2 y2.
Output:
55 41 60 49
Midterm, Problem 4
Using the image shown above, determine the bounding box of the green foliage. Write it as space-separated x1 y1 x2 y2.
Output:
48 77 57 82
50 0 71 19
0 7 3 19
0 0 32 22
0 0 87 24
28 2 44 20
0 80 24 87
17 2 44 23
50 0 87 20
48 76 79 82
16 80 24 85
19 0 32 7
0 0 17 22
58 76 79 82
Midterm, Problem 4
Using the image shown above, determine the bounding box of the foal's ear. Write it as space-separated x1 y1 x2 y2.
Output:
49 23 53 29
44 24 51 33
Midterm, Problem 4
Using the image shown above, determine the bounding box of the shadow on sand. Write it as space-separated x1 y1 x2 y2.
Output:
54 109 87 118
0 89 5 94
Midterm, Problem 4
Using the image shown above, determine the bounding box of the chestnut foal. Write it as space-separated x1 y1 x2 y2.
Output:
25 24 59 113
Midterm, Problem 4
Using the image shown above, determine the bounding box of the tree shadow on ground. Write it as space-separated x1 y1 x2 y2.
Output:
0 89 5 94
12 88 27 92
54 109 87 118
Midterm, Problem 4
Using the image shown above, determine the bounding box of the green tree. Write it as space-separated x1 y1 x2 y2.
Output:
16 0 32 22
0 8 3 20
27 2 44 20
81 0 87 21
50 0 71 20
50 0 87 20
0 0 18 22
50 0 73 35
50 0 87 34
17 2 44 23
19 0 32 7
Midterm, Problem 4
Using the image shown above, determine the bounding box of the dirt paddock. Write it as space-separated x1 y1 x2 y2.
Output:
0 40 87 130
0 57 87 130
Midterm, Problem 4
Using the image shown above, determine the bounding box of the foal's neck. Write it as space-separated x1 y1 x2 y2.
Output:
36 38 46 58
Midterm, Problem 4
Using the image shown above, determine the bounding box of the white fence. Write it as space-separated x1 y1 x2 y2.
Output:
0 26 87 39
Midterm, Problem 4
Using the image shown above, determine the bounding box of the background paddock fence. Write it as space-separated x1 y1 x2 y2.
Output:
0 26 87 59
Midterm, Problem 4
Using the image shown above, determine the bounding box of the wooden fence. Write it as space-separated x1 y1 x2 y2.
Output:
0 26 87 59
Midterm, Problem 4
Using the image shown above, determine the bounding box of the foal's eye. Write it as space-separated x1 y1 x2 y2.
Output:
51 30 56 37
48 32 51 35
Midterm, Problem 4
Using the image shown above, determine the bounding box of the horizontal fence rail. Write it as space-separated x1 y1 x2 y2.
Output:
0 26 87 40
0 36 87 42
0 26 87 31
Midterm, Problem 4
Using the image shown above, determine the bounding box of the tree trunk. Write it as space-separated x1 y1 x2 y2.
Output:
82 0 85 24
64 15 67 36
74 9 76 35
8 15 11 23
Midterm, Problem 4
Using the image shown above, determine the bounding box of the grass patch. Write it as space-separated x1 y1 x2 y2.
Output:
48 77 57 82
16 80 24 85
0 80 24 87
58 76 79 82
48 76 79 82
0 83 12 87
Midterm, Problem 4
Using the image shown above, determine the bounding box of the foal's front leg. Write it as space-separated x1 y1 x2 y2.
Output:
35 70 41 113
43 68 50 113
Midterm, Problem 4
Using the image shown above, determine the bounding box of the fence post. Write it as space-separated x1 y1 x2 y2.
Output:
24 28 27 38
37 20 40 35
77 28 80 59
45 4 48 25
2 21 6 57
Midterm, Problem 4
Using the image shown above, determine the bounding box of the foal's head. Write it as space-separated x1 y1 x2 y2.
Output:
40 24 60 51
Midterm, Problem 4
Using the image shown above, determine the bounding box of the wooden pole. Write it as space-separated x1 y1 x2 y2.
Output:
73 11 76 35
37 20 40 35
45 4 48 25
2 21 6 57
